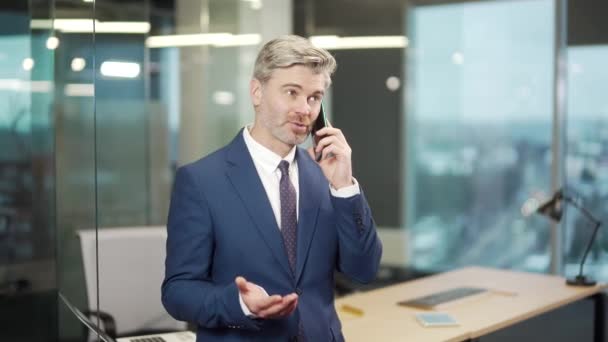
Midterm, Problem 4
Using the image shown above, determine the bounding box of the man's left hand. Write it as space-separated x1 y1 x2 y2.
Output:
308 124 353 189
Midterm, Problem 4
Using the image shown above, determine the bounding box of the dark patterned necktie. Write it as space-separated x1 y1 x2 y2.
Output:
279 161 306 341
278 160 297 274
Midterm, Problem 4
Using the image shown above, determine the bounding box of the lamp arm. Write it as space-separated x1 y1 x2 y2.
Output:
577 221 601 278
562 195 603 278
562 195 601 226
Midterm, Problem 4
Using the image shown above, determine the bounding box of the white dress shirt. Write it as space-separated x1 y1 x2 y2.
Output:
238 125 360 315
243 126 300 228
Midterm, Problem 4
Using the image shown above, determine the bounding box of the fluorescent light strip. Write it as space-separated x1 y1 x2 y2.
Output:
213 34 262 47
100 61 141 78
90 21 150 34
310 35 408 50
30 19 53 30
30 19 150 34
146 33 261 48
0 79 53 92
65 83 94 97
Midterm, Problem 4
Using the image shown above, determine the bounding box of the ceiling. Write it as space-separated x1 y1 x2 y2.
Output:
1 0 607 45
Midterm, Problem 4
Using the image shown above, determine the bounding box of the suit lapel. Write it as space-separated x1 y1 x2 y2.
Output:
295 148 322 284
224 131 293 278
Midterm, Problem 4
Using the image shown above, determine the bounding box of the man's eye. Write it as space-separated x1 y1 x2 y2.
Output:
287 89 296 96
308 96 320 103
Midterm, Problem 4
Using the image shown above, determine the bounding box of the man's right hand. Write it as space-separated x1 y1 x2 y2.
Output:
235 276 298 319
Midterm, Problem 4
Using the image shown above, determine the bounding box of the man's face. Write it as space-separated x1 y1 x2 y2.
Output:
250 65 327 155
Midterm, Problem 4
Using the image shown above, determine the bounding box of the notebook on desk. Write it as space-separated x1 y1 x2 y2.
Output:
398 287 488 309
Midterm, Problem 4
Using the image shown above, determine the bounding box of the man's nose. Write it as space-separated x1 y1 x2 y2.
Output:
294 97 312 116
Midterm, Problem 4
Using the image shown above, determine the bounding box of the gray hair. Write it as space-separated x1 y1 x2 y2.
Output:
253 35 337 87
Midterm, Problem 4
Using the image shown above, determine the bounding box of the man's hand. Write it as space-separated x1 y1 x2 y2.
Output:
308 124 353 189
235 276 298 319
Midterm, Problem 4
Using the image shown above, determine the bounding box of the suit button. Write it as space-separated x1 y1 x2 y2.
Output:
296 288 303 295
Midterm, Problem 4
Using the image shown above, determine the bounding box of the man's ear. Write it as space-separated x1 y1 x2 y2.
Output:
250 78 262 106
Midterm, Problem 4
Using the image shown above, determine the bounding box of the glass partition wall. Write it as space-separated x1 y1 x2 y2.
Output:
53 0 99 340
58 0 292 340
1 0 291 340
93 0 291 339
0 0 61 341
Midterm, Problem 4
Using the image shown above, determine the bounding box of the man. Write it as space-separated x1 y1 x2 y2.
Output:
162 35 382 341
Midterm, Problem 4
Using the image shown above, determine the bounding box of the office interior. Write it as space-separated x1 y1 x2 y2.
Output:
0 0 607 341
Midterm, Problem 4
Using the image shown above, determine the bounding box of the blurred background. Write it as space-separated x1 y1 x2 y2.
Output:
0 0 607 341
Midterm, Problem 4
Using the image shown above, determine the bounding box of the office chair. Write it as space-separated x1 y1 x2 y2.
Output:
77 226 187 339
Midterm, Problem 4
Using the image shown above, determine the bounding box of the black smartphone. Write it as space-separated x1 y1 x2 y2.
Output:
311 103 328 162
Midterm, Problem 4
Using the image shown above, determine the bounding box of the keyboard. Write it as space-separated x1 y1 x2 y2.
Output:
130 338 166 342
398 287 488 309
117 332 196 342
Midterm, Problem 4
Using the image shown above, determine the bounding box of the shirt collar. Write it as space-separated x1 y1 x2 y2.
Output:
243 125 297 174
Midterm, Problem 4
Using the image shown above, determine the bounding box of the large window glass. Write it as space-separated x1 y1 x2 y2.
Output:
405 0 556 272
564 45 608 281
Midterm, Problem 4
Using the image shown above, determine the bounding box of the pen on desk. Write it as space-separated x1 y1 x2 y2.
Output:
340 304 364 316
489 289 517 297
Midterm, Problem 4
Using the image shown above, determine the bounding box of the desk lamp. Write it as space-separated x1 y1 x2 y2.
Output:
536 189 602 286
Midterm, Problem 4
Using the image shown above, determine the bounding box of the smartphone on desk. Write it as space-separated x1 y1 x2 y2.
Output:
311 102 329 162
415 312 459 327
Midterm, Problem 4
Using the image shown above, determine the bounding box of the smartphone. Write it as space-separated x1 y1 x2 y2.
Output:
311 103 328 162
415 312 459 327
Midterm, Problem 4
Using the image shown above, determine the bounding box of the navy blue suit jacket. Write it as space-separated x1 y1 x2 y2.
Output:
162 130 382 341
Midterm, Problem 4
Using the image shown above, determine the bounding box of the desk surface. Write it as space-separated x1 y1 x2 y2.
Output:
335 266 606 342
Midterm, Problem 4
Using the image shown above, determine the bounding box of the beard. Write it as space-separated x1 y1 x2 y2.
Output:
274 123 309 146
263 114 312 147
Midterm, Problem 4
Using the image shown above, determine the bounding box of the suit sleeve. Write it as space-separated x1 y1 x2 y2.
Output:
161 166 260 330
331 189 383 283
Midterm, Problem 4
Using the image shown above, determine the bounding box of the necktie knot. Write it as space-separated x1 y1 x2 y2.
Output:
278 160 290 176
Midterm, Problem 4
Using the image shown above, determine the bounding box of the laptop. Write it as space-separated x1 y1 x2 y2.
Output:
60 293 196 342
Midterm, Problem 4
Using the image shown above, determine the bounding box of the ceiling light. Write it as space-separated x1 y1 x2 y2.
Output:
146 33 261 48
71 57 86 72
100 61 140 78
46 36 59 50
22 58 35 71
31 19 150 34
310 35 408 50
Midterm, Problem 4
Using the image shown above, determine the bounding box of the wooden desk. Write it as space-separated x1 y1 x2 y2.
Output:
336 266 606 342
